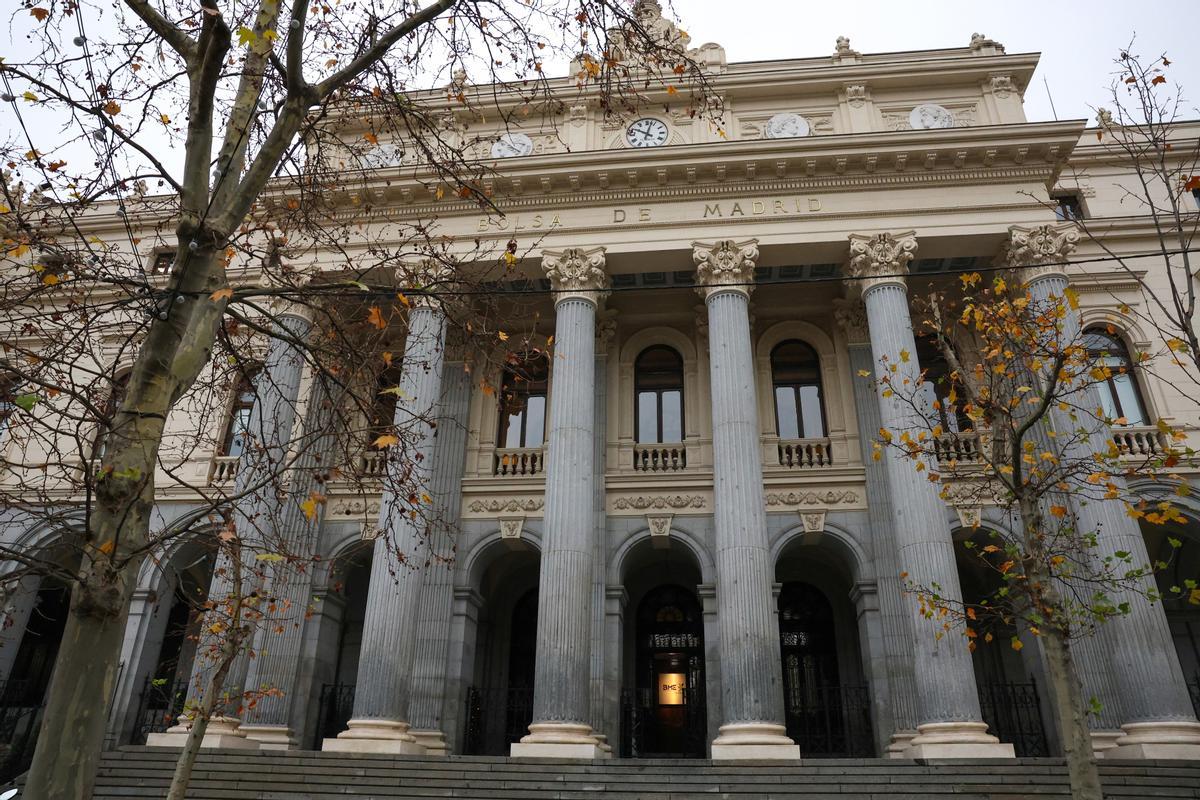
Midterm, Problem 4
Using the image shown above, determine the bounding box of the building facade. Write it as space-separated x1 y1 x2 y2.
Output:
3 11 1200 765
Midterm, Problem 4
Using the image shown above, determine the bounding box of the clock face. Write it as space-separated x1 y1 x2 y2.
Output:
491 133 534 158
764 112 811 139
626 118 669 148
908 103 955 130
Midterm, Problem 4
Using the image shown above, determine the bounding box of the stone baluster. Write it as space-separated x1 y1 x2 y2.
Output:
834 297 920 756
511 247 610 759
1003 224 1200 759
148 311 313 750
846 231 1012 758
323 269 450 754
694 239 799 760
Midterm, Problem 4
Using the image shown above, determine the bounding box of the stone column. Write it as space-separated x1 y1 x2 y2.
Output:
1004 224 1200 760
694 239 799 760
408 362 473 754
511 247 610 759
149 311 313 750
323 286 449 755
835 298 919 756
846 231 1012 759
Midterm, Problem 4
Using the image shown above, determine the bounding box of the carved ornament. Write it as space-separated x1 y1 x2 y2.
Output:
467 498 545 514
612 494 706 511
499 515 525 540
1000 224 1078 283
832 298 869 346
846 231 917 294
693 239 759 299
765 489 860 508
988 75 1016 99
800 510 827 534
542 246 609 305
844 84 868 108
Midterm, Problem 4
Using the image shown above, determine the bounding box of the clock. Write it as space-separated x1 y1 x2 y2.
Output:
626 118 669 148
908 103 955 130
491 133 534 158
764 112 811 139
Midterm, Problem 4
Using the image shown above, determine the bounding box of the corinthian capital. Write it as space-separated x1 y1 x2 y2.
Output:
832 298 869 346
693 239 759 299
846 231 917 294
999 224 1078 284
542 246 609 305
405 257 456 308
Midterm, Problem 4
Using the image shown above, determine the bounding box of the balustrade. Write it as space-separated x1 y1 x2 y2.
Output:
1112 425 1169 458
209 455 240 484
777 438 833 468
633 444 688 472
493 447 545 476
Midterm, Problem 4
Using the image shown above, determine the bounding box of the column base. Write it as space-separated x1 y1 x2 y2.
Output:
886 729 918 759
904 722 1015 759
710 723 801 760
594 733 613 755
238 724 297 750
1107 721 1200 760
322 719 427 755
1090 730 1123 759
510 722 611 759
409 728 448 756
145 716 260 750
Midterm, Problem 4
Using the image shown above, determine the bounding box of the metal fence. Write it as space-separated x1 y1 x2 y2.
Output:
619 686 707 758
131 677 189 745
782 683 875 757
978 679 1049 757
462 687 534 756
313 684 357 750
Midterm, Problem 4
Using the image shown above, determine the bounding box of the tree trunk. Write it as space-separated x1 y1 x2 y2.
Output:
164 642 237 800
21 574 135 799
1039 623 1104 800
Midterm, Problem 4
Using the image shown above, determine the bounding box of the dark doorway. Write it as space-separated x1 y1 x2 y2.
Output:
778 581 872 756
622 584 706 757
4 578 70 705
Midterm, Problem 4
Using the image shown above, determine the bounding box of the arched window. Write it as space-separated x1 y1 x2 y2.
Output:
771 341 825 439
220 367 259 457
1084 328 1148 426
635 346 684 443
498 353 549 448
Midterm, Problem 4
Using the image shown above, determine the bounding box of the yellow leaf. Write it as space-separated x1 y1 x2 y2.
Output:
237 26 257 46
497 331 509 341
984 632 993 643
966 607 976 620
435 186 445 200
97 540 115 555
103 99 121 116
159 114 171 124
367 306 387 329
1063 286 1079 310
1050 505 1067 518
420 493 432 504
372 434 400 448
363 131 379 145
42 273 59 286
666 85 678 95
1010 637 1023 652
210 287 233 302
299 498 317 520
1189 588 1200 606
396 292 411 308
899 349 910 363
857 369 870 378
503 251 517 267
22 91 38 102
255 553 285 562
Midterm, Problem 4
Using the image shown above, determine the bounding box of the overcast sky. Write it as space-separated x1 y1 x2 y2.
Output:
670 0 1200 123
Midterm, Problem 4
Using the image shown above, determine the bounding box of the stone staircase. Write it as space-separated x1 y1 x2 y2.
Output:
34 748 1200 798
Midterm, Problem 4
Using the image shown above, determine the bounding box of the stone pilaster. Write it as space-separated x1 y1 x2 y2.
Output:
835 298 919 756
847 231 1012 759
324 288 449 755
511 247 610 759
149 312 313 751
589 312 615 752
408 363 473 755
694 239 799 760
1005 224 1200 760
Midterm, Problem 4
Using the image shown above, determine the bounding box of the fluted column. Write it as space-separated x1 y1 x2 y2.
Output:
324 280 449 755
847 231 1013 759
835 298 919 756
511 247 610 759
148 311 312 750
1005 224 1200 759
408 362 473 754
695 239 799 760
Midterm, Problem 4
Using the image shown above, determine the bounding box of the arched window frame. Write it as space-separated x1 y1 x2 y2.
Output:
1083 327 1149 426
634 345 685 444
770 340 826 440
219 366 260 458
497 353 550 449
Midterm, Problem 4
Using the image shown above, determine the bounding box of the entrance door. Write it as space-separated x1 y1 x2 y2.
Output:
778 581 872 756
625 584 706 757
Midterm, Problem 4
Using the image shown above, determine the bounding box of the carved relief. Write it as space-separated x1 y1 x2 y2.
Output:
541 246 609 302
833 298 869 345
647 513 673 540
764 489 859 508
499 515 525 540
988 75 1016 99
740 112 833 139
800 510 827 533
612 494 706 510
467 498 545 513
846 231 918 292
882 105 976 131
328 497 381 519
693 239 759 298
844 85 868 108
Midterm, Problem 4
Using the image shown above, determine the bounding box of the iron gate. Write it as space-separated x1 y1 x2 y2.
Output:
619 686 707 758
978 679 1049 757
313 684 357 750
782 683 874 757
131 677 189 744
462 687 533 755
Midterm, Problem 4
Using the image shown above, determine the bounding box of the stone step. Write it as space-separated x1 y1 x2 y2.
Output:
62 748 1200 799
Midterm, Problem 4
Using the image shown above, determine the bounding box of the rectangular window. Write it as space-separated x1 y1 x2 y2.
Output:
775 387 799 440
224 407 253 458
150 250 176 275
1111 374 1147 426
661 390 682 443
1053 194 1084 221
637 391 659 443
799 385 824 438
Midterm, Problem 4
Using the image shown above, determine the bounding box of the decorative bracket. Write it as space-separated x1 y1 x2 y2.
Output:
499 515 526 548
647 513 674 549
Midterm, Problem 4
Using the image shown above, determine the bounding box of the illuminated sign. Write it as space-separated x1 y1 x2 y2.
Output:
658 673 686 706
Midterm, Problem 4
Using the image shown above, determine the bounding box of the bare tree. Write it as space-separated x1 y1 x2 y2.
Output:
0 0 719 796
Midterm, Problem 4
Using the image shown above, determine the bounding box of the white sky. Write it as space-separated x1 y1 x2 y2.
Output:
670 0 1200 123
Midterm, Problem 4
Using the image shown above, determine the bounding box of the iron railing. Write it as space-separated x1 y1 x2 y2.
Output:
619 686 707 758
313 683 357 750
782 683 874 757
1188 674 1200 719
131 676 189 745
462 687 534 756
978 679 1049 757
0 681 44 784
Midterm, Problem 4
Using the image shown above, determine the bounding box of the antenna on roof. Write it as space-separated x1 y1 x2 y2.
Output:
1043 76 1059 121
